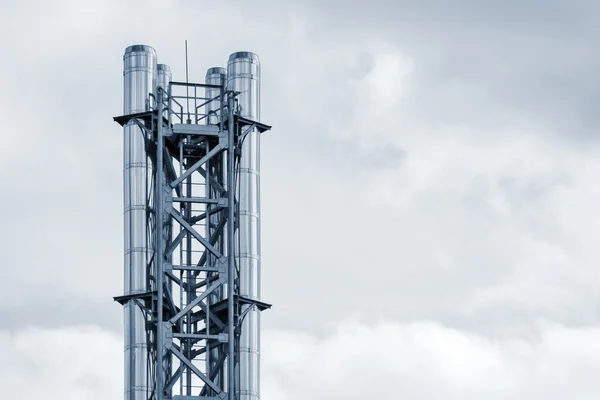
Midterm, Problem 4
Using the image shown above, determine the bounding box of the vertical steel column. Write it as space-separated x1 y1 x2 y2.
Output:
184 124 193 397
158 64 173 400
123 45 157 400
154 64 171 400
226 91 237 400
227 52 261 400
155 84 166 400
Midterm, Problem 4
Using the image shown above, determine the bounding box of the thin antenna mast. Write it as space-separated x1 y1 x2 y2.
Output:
185 40 190 123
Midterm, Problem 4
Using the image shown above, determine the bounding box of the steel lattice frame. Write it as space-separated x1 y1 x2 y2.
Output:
115 81 271 400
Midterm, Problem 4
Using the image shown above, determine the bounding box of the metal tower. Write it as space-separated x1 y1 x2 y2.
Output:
114 45 271 400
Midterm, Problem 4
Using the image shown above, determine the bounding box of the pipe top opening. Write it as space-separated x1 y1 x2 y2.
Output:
228 51 260 62
206 67 227 76
124 45 156 57
157 64 171 73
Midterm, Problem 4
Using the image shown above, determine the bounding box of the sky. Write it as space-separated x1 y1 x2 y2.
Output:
1 0 600 398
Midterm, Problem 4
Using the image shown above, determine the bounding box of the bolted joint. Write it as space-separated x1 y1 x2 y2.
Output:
218 133 229 148
164 320 174 331
163 190 172 209
218 261 227 276
164 326 173 348
163 188 173 215
218 257 228 284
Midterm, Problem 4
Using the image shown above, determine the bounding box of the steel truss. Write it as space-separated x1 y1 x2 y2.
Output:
115 81 271 400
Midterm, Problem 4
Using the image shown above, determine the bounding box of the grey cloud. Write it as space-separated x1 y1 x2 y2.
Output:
1 0 600 347
286 0 600 140
4 321 600 399
3 0 600 397
0 300 121 332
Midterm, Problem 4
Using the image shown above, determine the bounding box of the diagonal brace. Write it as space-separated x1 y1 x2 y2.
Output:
165 206 225 256
168 207 223 259
238 123 256 146
168 280 222 325
197 166 226 195
170 143 224 188
169 345 224 396
200 351 228 396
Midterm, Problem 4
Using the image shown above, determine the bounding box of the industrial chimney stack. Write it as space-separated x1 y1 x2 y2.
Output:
114 44 272 400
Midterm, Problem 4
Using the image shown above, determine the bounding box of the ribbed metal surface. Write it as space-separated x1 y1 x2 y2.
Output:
206 67 227 125
157 64 172 92
156 62 173 391
205 66 228 391
123 44 156 400
227 51 261 400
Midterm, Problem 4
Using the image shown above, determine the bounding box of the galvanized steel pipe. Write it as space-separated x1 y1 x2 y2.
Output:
227 51 261 400
123 44 156 400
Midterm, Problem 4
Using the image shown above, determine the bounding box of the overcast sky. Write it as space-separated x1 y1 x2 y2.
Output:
2 0 600 398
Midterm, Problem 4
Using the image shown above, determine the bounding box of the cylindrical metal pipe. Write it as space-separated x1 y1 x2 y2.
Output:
123 44 156 400
156 62 173 397
157 64 172 93
227 51 261 400
206 67 227 125
156 63 172 236
205 66 228 392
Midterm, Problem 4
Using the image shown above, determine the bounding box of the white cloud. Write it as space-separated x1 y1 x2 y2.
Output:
0 326 122 400
263 320 600 399
354 46 414 116
2 4 600 400
4 321 600 399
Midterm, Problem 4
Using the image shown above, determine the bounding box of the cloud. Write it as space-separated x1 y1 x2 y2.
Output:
0 0 300 329
4 0 600 398
262 35 600 336
0 325 122 400
5 321 599 399
1 0 599 359
263 320 600 399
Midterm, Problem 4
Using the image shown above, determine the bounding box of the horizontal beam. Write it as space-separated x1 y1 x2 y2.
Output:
172 265 221 272
173 333 227 342
173 197 220 204
170 81 222 89
113 110 153 126
172 123 219 137
113 291 154 306
237 115 272 133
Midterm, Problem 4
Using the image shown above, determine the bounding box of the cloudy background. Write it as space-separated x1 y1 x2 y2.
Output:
2 0 600 398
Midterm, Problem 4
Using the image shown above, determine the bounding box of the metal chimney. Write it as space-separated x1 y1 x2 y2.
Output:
122 44 156 400
227 51 261 400
115 44 271 400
